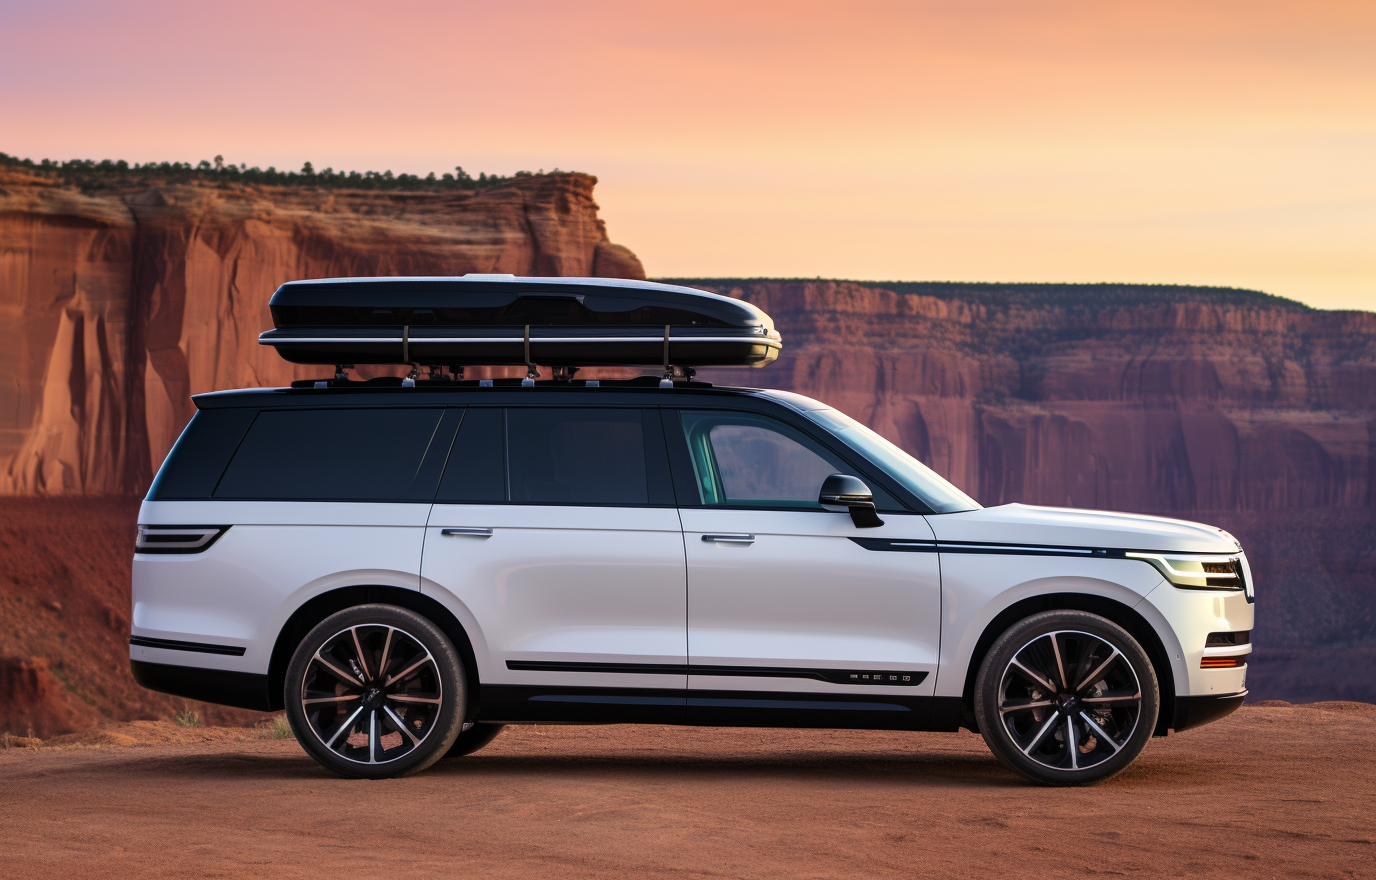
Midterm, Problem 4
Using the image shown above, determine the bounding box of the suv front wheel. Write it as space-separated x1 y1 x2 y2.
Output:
285 604 467 778
973 610 1160 785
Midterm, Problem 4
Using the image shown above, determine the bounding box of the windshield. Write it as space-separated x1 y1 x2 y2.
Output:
803 408 981 514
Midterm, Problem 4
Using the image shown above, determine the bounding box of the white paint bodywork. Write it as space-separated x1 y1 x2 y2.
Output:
420 504 687 690
680 509 940 696
132 413 1254 714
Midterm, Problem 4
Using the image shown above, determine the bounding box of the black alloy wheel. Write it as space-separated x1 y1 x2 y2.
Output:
285 604 466 778
974 610 1159 785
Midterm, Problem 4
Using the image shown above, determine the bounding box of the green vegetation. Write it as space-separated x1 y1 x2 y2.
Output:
659 278 1313 312
0 152 571 193
263 714 294 739
173 709 202 729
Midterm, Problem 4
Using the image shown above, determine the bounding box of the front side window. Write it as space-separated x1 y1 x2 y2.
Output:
803 408 980 513
679 410 893 509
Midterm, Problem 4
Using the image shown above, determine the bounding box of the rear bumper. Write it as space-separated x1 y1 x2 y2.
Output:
131 660 275 711
1172 691 1245 732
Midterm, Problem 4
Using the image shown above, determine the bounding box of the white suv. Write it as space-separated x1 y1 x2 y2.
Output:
131 278 1253 784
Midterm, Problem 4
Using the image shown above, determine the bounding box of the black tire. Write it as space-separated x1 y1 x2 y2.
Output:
444 722 506 758
973 610 1159 785
285 604 466 779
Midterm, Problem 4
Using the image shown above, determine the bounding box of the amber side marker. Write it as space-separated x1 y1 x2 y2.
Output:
1200 656 1247 669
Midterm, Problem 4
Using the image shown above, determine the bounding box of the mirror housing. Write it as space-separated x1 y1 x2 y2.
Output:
818 473 885 528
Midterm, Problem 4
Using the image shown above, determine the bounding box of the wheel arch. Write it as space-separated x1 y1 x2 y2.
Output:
267 585 481 716
958 592 1177 737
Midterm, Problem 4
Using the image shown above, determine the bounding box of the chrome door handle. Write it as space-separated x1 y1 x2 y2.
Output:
701 534 755 544
441 527 494 537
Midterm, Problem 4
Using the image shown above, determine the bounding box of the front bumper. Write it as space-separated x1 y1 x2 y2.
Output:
1173 691 1246 732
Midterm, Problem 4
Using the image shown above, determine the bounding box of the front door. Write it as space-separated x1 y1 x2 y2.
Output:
671 408 942 728
421 406 687 722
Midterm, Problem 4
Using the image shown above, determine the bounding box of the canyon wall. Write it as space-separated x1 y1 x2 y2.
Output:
0 168 644 496
679 279 1376 516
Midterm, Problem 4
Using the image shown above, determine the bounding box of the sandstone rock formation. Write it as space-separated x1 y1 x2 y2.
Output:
681 279 1376 515
0 168 644 495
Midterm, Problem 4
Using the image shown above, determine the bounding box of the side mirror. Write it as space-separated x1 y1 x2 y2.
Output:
818 473 884 529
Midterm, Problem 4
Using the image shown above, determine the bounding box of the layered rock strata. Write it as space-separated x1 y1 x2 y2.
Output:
0 168 644 495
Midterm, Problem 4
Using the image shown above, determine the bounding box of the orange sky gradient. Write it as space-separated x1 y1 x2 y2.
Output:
2 0 1372 309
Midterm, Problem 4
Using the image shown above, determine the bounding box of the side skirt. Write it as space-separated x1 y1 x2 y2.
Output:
478 685 964 732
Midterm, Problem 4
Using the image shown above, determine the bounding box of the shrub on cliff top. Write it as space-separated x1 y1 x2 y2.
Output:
0 152 576 193
660 278 1310 312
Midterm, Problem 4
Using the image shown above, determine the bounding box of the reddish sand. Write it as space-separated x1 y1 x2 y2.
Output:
0 703 1372 879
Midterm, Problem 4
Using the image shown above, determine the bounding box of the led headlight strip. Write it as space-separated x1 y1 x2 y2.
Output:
1125 552 1244 591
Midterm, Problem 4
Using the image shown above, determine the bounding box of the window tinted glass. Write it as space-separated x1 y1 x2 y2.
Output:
681 411 848 508
147 408 256 500
435 408 506 503
507 408 649 505
214 408 445 501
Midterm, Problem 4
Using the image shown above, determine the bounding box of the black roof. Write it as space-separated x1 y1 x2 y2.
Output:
191 381 782 410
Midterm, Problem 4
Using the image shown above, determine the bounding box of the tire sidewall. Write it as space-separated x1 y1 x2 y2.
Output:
285 604 467 778
974 609 1160 785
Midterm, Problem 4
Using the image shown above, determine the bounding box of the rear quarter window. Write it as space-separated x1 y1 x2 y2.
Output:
213 408 449 502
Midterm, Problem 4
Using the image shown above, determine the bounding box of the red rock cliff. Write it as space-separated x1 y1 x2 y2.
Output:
0 168 644 495
681 279 1376 516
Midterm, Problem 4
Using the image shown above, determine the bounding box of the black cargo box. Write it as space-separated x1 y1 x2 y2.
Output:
258 276 782 369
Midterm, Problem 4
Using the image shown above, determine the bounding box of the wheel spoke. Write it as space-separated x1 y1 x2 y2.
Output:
386 694 441 705
303 694 361 705
1010 658 1058 694
369 711 379 764
1079 711 1122 754
384 705 422 747
350 627 370 681
377 627 395 681
1050 633 1069 691
314 653 363 687
1081 691 1140 706
1076 648 1121 693
1000 699 1055 715
1065 716 1078 770
384 654 434 688
324 705 365 749
1022 712 1061 755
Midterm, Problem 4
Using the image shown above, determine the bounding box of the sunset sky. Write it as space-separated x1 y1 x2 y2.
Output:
2 0 1372 310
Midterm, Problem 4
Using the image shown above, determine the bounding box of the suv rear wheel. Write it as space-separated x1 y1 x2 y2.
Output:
973 610 1159 785
285 604 466 778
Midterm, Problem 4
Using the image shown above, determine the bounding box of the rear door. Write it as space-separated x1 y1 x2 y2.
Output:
420 406 687 722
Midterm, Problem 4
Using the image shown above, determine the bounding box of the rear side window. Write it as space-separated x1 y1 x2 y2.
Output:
508 408 650 505
147 408 257 500
214 408 447 501
435 407 673 506
435 408 506 503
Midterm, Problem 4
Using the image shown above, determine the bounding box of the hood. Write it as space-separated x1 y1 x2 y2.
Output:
926 503 1241 554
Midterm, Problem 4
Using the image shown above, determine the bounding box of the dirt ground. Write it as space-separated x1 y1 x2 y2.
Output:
0 703 1372 879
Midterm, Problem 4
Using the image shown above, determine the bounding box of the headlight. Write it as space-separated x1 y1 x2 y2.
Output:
1127 553 1246 592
